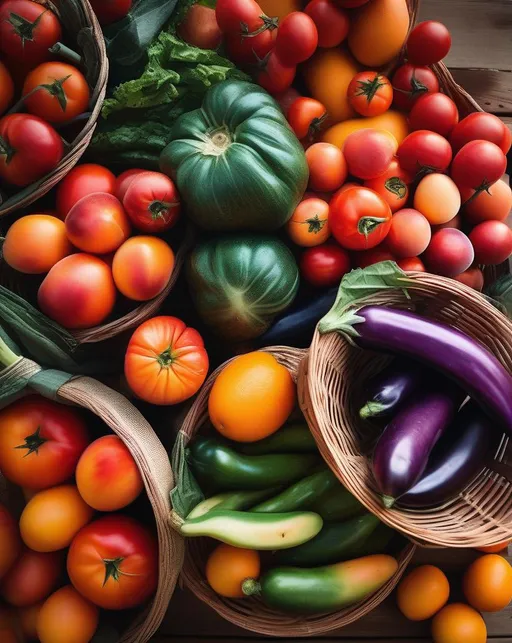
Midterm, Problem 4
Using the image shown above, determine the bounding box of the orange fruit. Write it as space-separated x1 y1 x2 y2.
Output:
463 553 512 612
206 544 261 598
397 564 450 621
476 541 510 554
208 351 296 442
432 603 487 643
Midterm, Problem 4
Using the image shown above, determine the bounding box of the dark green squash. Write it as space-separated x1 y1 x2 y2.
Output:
187 235 300 341
160 80 309 232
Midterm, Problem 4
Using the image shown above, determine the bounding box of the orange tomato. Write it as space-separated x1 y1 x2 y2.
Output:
18 601 43 641
414 174 461 225
124 316 209 405
306 143 347 192
0 504 20 581
463 554 512 612
286 198 330 247
454 267 484 292
76 435 143 511
386 209 432 258
209 351 296 442
19 485 94 553
206 544 261 598
323 110 409 149
476 541 511 554
461 179 512 225
22 62 90 124
0 61 14 116
1 548 64 607
113 236 175 301
348 72 393 118
343 129 397 180
258 0 301 19
3 215 73 274
364 159 411 212
397 565 450 621
38 254 116 329
432 603 487 643
37 586 99 643
56 164 117 219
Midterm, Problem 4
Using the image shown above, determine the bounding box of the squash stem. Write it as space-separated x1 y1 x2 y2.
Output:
242 578 261 597
49 42 82 66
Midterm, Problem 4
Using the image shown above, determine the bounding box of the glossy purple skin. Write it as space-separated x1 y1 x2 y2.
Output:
400 401 493 508
355 306 512 434
361 358 423 419
372 382 464 503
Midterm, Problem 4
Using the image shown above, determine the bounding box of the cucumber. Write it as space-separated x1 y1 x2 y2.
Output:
187 488 281 519
273 514 394 566
180 510 323 550
242 554 398 614
250 469 338 513
311 485 365 522
238 424 317 455
187 437 320 491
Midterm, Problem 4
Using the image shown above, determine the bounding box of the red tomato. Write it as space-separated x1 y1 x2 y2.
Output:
409 93 459 137
330 186 392 250
1 549 64 607
300 243 351 287
386 208 432 257
356 247 396 269
451 140 507 194
216 0 276 34
306 142 347 192
461 180 512 225
89 0 132 26
406 21 452 66
392 63 440 111
286 197 330 247
455 267 484 291
397 257 426 272
125 316 209 405
343 129 397 180
0 504 20 581
22 62 90 124
0 61 14 116
275 87 302 115
0 1 62 68
335 0 370 6
177 5 223 50
56 164 117 219
347 72 393 118
123 171 181 233
225 29 275 66
469 221 512 265
0 397 89 490
304 0 350 48
450 112 512 154
287 97 327 141
67 515 158 610
76 435 143 512
275 12 318 65
114 168 145 202
424 229 475 277
0 114 63 187
256 51 296 94
364 159 412 212
397 130 452 178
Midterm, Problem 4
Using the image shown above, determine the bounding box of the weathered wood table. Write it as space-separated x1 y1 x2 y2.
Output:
157 1 512 640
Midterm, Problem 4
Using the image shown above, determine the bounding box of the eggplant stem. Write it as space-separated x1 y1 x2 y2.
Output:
382 495 396 509
359 402 386 420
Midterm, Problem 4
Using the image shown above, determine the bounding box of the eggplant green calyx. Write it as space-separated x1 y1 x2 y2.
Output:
242 578 262 597
382 495 396 509
360 401 387 420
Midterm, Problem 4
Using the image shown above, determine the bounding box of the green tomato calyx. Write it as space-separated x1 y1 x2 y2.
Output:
15 426 47 457
358 216 388 239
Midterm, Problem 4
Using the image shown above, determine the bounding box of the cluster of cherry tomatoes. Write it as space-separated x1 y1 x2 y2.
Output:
3 164 181 330
0 0 94 189
0 396 158 642
282 19 512 291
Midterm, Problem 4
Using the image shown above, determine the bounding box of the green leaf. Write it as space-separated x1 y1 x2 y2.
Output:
318 261 414 338
170 432 204 519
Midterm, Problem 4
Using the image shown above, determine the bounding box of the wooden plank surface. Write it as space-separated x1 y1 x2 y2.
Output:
160 0 512 639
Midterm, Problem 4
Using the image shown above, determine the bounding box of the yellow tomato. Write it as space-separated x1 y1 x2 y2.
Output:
414 174 461 225
463 554 512 612
432 603 487 643
258 0 301 20
397 565 450 621
206 544 261 598
323 111 409 149
37 586 99 643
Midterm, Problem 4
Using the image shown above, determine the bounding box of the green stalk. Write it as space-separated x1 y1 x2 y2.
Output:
0 337 21 369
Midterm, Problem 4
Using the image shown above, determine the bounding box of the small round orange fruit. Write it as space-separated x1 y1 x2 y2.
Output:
206 544 260 599
432 603 487 643
463 553 512 612
476 541 510 554
397 565 450 621
208 352 296 442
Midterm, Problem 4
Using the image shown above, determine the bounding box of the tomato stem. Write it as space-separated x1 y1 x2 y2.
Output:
357 216 388 239
48 42 82 66
0 337 21 369
157 347 175 367
307 112 329 142
0 134 15 165
149 200 179 221
303 214 326 234
8 9 46 46
355 75 386 104
14 427 47 457
7 86 41 116
384 177 407 199
103 557 125 586
240 15 279 39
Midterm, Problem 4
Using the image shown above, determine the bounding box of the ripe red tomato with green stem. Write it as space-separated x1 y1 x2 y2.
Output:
347 72 393 118
89 0 132 26
451 140 507 195
256 51 296 94
397 130 452 178
304 0 350 48
123 171 181 233
409 92 459 137
225 28 275 66
275 12 318 65
392 63 439 111
330 186 392 251
287 97 327 141
115 168 145 202
469 221 512 266
406 21 452 66
451 113 512 154
300 243 351 287
67 515 158 610
0 113 63 187
216 0 278 36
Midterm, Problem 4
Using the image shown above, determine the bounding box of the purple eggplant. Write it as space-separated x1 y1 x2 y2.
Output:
399 401 494 508
372 380 465 507
360 358 424 420
330 306 512 435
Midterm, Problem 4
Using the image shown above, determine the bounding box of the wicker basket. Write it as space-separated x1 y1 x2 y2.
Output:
171 346 415 637
0 0 108 218
299 270 512 549
0 352 185 643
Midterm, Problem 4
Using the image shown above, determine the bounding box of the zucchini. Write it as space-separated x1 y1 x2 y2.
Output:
187 437 320 491
311 486 365 522
242 554 398 613
238 424 317 455
180 510 323 550
187 488 280 520
250 469 338 513
273 514 393 566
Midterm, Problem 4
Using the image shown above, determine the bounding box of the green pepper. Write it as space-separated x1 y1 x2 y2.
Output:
238 424 317 455
311 485 365 522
